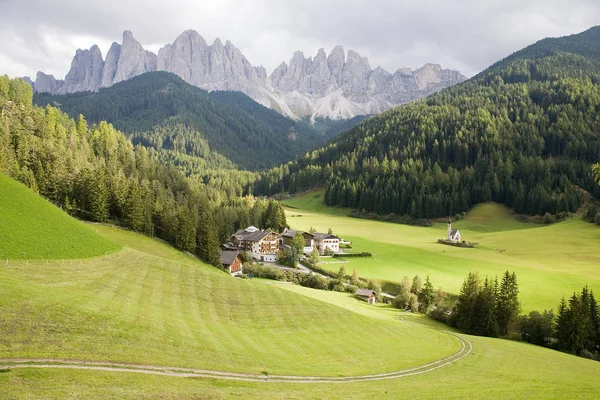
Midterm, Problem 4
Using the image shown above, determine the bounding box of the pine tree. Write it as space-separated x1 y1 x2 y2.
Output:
418 275 435 312
452 272 481 332
196 212 221 267
497 271 520 336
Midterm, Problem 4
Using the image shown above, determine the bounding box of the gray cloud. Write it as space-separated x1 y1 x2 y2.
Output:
1 0 599 79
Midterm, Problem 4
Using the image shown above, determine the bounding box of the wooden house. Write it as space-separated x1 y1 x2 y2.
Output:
355 288 377 304
221 250 243 276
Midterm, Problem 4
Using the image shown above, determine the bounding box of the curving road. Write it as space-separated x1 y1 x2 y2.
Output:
0 314 472 383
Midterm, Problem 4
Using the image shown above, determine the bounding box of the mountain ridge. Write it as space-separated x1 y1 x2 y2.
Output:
29 29 465 120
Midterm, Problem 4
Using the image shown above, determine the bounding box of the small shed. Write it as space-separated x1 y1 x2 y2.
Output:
221 251 243 276
379 292 396 305
355 288 377 304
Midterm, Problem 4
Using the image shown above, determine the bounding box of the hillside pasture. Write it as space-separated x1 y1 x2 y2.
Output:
0 174 120 259
283 191 600 311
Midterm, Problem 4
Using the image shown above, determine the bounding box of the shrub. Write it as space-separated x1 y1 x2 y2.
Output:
333 252 372 258
595 213 600 226
429 307 452 323
345 284 358 293
543 212 555 224
332 283 346 292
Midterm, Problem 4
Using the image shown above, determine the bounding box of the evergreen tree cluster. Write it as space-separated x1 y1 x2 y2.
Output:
555 287 600 359
256 28 600 218
450 271 520 338
0 75 286 267
33 72 349 171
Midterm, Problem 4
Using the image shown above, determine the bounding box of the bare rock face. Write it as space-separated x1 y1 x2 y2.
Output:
34 71 62 94
32 29 466 120
101 42 121 88
61 45 104 93
113 30 156 83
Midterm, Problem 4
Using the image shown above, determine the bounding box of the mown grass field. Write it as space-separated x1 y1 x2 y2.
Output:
3 182 600 398
283 190 600 312
0 223 459 377
2 310 600 399
0 174 120 258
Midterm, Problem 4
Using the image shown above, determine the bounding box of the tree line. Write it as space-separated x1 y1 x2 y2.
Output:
0 75 286 268
428 269 600 362
254 51 600 219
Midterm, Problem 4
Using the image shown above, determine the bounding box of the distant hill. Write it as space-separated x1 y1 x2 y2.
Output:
34 72 353 170
0 173 119 259
257 26 600 218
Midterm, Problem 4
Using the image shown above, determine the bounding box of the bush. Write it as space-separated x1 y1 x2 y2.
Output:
332 283 346 292
345 284 358 293
333 252 372 258
595 213 600 226
543 212 556 224
429 307 452 323
244 264 286 281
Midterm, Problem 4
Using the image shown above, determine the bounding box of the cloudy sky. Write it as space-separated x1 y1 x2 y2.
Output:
1 0 599 80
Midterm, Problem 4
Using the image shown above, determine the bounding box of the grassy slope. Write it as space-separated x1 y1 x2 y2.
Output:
2 206 600 398
283 191 600 312
2 308 600 399
0 174 120 259
0 223 458 377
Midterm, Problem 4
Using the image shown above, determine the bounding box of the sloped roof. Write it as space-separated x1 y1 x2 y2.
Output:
281 229 313 238
355 288 376 297
313 232 339 240
221 250 241 266
450 229 460 236
232 228 273 242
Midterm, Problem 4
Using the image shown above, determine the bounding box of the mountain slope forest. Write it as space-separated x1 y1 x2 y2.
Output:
33 72 352 171
257 26 600 219
0 76 286 266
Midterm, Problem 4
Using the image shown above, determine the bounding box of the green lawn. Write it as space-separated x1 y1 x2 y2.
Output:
283 191 600 312
0 174 120 259
0 224 458 377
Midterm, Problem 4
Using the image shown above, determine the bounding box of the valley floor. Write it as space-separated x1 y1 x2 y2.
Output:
283 191 600 312
3 220 600 398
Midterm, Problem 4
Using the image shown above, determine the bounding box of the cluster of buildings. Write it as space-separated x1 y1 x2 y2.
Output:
220 226 341 275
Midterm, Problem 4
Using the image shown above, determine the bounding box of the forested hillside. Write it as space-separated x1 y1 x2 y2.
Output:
33 72 351 170
257 26 600 218
0 76 286 266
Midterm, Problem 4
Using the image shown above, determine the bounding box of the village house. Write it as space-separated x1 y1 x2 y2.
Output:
313 232 340 255
355 288 377 304
228 226 279 262
280 228 314 253
220 250 243 276
447 219 461 242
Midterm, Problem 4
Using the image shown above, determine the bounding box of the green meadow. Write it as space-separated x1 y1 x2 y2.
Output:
283 190 600 312
3 179 600 398
0 174 120 259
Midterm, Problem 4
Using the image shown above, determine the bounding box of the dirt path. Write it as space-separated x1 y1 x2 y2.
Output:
0 316 472 383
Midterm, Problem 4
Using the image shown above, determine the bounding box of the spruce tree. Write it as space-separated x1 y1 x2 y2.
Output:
418 275 435 312
497 271 520 336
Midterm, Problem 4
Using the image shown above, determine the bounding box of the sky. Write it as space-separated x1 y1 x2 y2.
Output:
1 0 599 80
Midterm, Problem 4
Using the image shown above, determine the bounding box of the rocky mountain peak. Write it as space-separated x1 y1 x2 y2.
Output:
32 30 466 120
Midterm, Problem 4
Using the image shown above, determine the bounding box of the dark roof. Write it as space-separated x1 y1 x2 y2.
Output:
221 243 241 251
281 229 313 238
313 233 339 240
355 288 376 297
232 229 273 242
450 229 460 236
220 250 241 266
